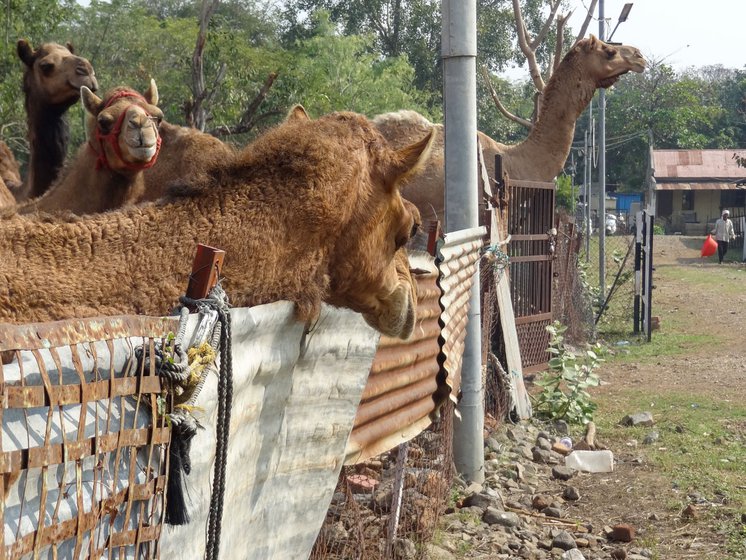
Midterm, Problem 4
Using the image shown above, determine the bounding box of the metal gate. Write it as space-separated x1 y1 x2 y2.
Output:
507 179 556 373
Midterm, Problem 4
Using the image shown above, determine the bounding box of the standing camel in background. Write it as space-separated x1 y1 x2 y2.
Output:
15 40 98 200
374 36 646 223
17 81 163 215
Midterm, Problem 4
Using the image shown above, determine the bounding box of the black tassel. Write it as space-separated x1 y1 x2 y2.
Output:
165 417 197 525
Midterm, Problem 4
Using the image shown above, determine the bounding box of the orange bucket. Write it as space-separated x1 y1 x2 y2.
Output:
701 234 717 257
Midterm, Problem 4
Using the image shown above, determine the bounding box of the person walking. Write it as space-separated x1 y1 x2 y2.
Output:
711 209 736 264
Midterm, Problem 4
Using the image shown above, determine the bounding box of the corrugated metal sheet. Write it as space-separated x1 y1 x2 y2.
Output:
345 229 487 466
654 181 741 191
345 251 441 464
653 149 746 180
436 227 488 401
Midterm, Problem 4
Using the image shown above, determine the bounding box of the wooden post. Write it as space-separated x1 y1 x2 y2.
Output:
427 220 442 257
186 244 226 300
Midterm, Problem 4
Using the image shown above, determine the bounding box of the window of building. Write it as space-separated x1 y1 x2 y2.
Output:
720 189 746 209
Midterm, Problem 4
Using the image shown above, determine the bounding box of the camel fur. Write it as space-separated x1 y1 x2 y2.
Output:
18 82 163 215
16 40 98 200
0 141 22 209
143 120 236 194
0 108 433 339
374 36 646 223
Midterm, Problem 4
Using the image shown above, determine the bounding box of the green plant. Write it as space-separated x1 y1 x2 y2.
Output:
533 322 604 425
653 224 665 235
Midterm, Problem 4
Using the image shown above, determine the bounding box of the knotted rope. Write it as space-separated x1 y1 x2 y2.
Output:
179 286 232 560
88 89 162 172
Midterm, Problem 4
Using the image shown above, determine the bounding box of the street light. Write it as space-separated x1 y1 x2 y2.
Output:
598 1 632 301
608 3 633 42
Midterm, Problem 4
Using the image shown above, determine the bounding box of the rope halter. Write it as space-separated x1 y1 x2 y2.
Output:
88 89 162 172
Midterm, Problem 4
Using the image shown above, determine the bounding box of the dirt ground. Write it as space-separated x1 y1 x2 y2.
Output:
565 235 746 558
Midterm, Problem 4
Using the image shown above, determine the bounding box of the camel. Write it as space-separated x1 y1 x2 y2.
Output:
16 39 98 199
143 120 236 193
0 108 432 340
374 36 646 223
18 82 163 215
0 141 22 208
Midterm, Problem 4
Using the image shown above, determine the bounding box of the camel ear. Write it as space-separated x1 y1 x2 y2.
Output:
66 42 75 54
586 35 599 50
81 86 103 116
17 39 35 66
386 129 435 190
286 104 310 122
143 79 159 106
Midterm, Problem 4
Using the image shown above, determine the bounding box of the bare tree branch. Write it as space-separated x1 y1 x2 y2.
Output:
480 65 533 130
512 0 545 91
529 0 562 50
187 0 219 131
553 12 571 73
572 0 598 46
209 72 279 138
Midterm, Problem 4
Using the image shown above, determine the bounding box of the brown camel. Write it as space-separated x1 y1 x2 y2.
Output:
0 108 432 339
0 141 22 209
18 82 163 215
374 36 646 223
16 39 98 199
142 120 236 193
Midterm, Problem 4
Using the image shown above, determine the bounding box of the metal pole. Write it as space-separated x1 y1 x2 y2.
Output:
598 0 607 302
583 130 590 260
442 0 484 483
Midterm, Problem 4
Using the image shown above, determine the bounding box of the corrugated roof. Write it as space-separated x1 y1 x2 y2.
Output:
654 182 743 191
653 149 746 181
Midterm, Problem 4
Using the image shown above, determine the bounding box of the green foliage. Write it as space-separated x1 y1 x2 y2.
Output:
554 173 576 211
533 322 603 425
653 224 665 235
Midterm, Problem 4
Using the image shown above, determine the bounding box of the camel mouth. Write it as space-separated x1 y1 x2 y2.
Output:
69 77 98 93
362 282 416 339
127 145 158 162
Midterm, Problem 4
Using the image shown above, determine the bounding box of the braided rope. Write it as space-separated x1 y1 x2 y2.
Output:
179 286 232 560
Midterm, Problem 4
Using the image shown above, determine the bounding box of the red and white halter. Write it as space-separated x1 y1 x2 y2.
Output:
88 90 162 171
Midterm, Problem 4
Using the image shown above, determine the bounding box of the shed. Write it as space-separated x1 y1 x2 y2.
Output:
652 149 746 234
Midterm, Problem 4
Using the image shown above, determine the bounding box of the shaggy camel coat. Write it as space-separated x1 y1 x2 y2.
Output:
0 111 431 339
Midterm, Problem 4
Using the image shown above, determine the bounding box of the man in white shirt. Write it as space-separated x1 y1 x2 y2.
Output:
711 209 736 264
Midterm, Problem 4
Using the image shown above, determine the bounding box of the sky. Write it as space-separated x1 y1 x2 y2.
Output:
503 0 745 80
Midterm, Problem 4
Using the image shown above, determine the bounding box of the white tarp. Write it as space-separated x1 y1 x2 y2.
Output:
2 302 380 560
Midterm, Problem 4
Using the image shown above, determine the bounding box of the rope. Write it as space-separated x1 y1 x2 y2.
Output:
179 286 232 560
88 89 162 172
482 244 510 280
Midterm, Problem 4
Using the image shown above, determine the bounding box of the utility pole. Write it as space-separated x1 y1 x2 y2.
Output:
598 0 607 301
443 0 484 483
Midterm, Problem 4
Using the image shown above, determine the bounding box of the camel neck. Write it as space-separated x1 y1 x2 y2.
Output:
26 105 71 198
507 63 597 181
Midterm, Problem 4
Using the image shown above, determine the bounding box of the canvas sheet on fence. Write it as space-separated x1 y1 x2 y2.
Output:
1 303 380 560
161 303 379 559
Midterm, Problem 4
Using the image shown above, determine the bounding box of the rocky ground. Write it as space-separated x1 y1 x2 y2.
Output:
424 417 656 560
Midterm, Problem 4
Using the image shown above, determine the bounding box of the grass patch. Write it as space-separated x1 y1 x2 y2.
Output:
591 390 746 558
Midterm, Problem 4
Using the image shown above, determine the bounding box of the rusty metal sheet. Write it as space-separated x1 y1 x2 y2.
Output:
345 251 442 464
436 226 488 404
0 315 179 351
653 149 746 180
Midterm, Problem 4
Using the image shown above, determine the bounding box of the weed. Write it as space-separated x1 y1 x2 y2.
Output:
532 322 604 425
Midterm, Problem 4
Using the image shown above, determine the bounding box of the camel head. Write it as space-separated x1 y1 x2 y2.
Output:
17 40 98 109
82 80 163 174
571 35 646 89
308 111 432 339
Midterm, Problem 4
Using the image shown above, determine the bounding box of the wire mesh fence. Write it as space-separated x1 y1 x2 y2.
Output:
310 402 455 560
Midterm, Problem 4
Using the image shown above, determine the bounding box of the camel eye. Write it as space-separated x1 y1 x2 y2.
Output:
98 114 114 134
605 48 616 60
410 222 419 239
39 61 55 75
